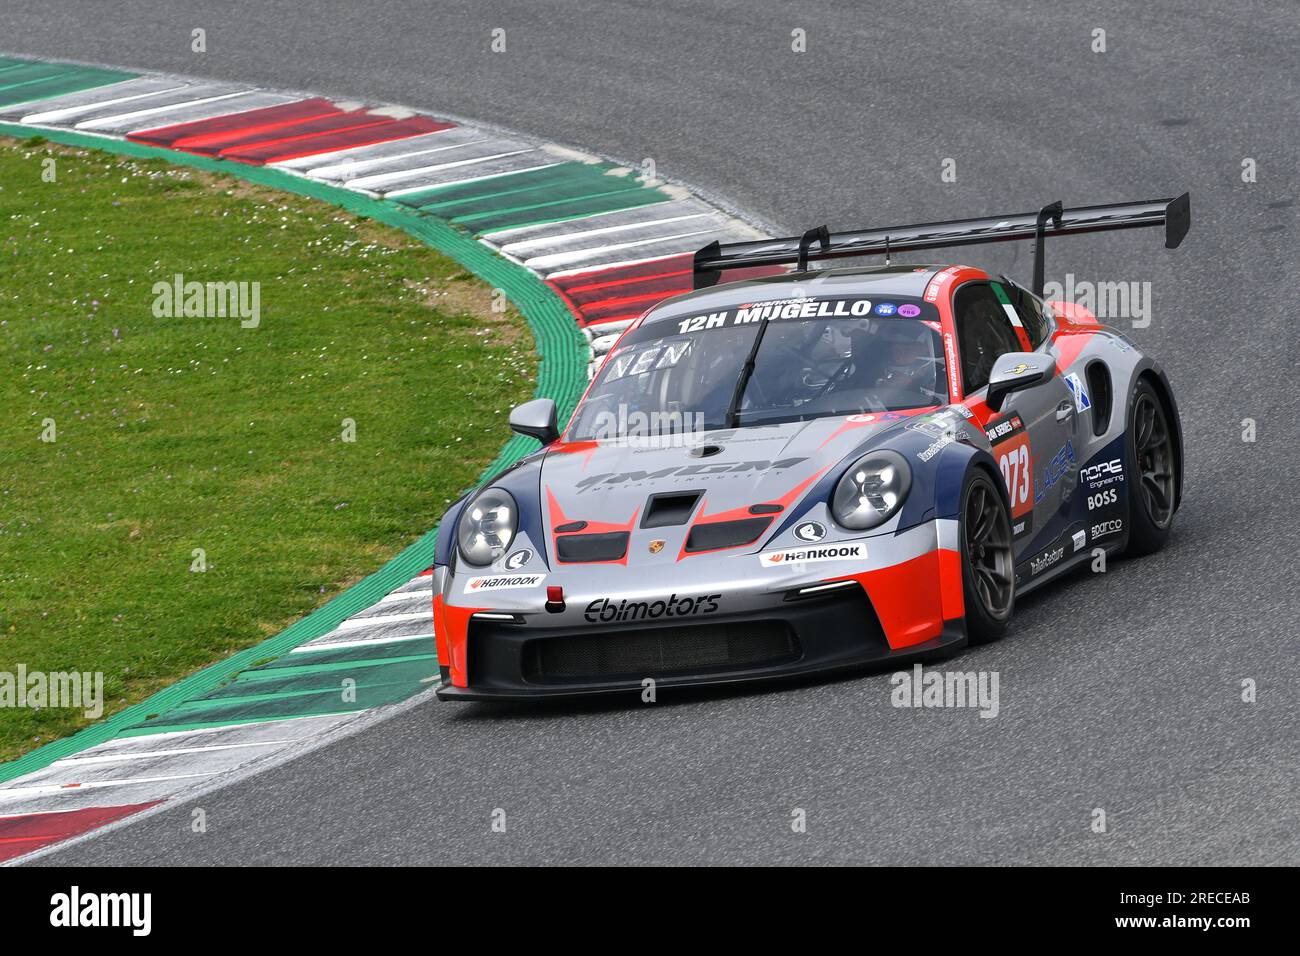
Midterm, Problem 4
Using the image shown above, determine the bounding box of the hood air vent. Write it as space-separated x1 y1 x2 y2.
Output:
641 491 703 529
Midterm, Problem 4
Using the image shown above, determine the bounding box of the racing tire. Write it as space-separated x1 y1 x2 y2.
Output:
960 469 1015 645
1123 379 1178 557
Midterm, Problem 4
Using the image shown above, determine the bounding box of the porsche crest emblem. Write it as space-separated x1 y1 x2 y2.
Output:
648 540 666 554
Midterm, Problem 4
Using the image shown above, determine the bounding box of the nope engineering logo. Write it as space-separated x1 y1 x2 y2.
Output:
584 593 722 623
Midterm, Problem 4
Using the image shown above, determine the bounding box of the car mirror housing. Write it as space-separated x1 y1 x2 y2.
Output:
985 352 1055 411
508 398 559 445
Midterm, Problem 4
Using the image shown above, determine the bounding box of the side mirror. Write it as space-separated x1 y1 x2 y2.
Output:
508 398 559 445
985 352 1055 412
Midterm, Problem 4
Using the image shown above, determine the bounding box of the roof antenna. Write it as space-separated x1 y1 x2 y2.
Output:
883 234 891 266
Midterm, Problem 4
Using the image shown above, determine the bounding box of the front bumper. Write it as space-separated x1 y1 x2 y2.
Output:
434 580 964 701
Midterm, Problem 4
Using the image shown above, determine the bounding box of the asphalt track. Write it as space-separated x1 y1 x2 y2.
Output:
8 1 1298 865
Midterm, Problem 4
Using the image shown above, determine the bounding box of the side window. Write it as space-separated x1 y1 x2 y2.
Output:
953 283 1022 394
1002 281 1052 349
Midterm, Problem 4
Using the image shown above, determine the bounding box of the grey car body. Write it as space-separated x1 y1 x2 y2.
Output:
431 260 1184 701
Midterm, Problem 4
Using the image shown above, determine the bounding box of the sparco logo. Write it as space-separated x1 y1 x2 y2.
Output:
759 543 865 567
585 593 721 623
1091 519 1124 540
466 573 545 591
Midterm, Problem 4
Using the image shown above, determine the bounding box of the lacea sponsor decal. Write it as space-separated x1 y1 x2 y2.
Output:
584 593 721 623
466 573 546 591
1034 440 1075 503
1081 457 1124 488
759 543 866 567
1091 518 1124 540
1030 545 1065 576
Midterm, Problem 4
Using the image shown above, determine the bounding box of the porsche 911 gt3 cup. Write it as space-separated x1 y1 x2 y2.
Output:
433 195 1189 699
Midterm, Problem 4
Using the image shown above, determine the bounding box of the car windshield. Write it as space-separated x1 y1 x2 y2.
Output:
568 295 948 440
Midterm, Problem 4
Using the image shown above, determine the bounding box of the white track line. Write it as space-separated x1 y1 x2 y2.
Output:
299 129 492 180
334 609 431 630
98 93 297 135
373 586 433 605
0 772 217 798
75 90 255 130
14 79 191 123
291 632 435 653
381 156 560 198
348 145 535 191
50 739 297 767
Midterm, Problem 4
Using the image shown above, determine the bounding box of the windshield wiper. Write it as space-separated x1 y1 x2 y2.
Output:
724 318 770 428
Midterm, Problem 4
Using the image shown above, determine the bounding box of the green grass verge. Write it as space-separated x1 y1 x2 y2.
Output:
0 132 562 763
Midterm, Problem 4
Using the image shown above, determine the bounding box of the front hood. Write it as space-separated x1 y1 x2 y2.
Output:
538 414 908 566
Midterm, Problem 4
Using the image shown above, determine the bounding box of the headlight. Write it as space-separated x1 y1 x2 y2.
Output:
456 488 518 566
831 450 911 530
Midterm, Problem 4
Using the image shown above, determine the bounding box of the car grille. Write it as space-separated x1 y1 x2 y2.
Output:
522 620 799 682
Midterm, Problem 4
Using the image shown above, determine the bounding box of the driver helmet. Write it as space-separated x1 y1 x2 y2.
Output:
876 321 934 378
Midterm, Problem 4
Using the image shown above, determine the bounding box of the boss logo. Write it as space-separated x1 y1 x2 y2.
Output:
1087 489 1118 511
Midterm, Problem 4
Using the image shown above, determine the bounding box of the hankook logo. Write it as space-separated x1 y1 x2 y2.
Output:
759 543 865 567
466 573 545 591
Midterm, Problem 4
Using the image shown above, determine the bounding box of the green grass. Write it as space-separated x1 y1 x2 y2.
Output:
0 137 536 759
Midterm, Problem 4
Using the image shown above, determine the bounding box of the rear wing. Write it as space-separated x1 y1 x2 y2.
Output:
692 194 1190 296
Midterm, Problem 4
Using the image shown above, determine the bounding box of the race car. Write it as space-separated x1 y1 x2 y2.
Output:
433 195 1189 699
